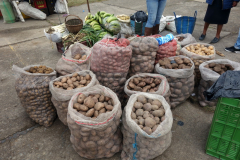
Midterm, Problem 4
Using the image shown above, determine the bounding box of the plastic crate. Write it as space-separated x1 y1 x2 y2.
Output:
206 97 240 160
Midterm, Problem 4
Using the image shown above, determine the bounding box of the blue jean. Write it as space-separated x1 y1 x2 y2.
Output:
234 28 240 49
146 0 167 28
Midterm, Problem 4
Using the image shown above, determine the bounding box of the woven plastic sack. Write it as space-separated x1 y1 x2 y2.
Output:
119 22 133 35
55 43 91 76
198 59 240 107
155 39 177 64
128 37 158 77
159 15 166 32
181 43 216 60
67 85 122 159
49 70 98 125
175 33 197 47
18 2 46 20
13 65 57 127
121 93 173 160
175 40 182 56
155 56 195 108
124 73 170 105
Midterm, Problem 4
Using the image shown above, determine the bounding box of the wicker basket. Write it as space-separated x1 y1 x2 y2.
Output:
65 15 83 34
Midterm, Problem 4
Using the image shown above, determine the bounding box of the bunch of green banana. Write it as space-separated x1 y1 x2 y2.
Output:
97 31 108 39
85 13 102 31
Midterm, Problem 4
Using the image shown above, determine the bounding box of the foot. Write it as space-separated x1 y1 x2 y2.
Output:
225 46 240 53
199 34 206 41
210 37 220 44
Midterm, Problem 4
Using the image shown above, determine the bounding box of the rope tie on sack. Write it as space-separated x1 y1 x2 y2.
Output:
132 133 138 160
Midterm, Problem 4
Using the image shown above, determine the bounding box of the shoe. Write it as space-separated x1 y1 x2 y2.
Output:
210 37 220 44
152 24 160 35
225 46 240 53
144 27 153 36
199 34 206 41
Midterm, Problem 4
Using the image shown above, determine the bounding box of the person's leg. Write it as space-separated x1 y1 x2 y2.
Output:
210 24 223 43
199 22 210 40
152 0 167 34
203 22 210 35
216 24 223 38
145 0 158 36
234 28 240 49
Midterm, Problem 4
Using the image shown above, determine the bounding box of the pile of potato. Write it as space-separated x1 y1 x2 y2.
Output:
127 77 162 93
73 94 114 118
198 79 218 107
73 54 87 60
191 59 207 86
167 75 195 108
128 37 158 77
51 97 69 125
131 95 165 135
67 87 123 159
159 57 193 69
53 73 91 90
15 73 57 127
205 63 234 75
26 65 54 74
186 44 214 56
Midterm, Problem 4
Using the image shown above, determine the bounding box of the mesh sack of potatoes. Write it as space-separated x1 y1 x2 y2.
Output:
13 65 57 127
155 56 195 108
67 85 122 159
49 70 98 125
155 39 177 64
128 37 158 77
198 59 240 107
91 38 132 103
91 38 132 73
124 73 171 105
121 93 173 160
55 43 91 76
180 43 216 60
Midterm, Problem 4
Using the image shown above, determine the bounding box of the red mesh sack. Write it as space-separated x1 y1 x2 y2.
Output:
155 39 177 64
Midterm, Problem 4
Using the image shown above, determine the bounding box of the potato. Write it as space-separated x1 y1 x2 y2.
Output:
131 112 137 119
152 109 165 117
138 119 145 125
151 105 159 110
154 117 160 124
152 125 158 132
137 95 147 103
134 102 143 109
161 116 165 122
136 109 144 116
129 82 136 89
84 97 95 108
143 127 152 135
86 108 95 117
133 78 139 85
94 102 105 111
143 113 150 119
151 100 162 108
143 103 152 111
94 110 99 117
145 117 156 128
105 105 113 111
99 108 106 114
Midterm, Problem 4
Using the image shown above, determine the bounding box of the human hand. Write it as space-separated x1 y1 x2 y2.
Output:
232 1 238 7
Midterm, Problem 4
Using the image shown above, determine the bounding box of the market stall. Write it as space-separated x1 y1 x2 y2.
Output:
11 8 240 160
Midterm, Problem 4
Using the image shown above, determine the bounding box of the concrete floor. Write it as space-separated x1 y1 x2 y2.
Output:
0 0 240 159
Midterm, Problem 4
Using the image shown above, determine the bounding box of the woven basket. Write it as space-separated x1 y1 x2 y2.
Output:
65 15 83 34
174 11 197 34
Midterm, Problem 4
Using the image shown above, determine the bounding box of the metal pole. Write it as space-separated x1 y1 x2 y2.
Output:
86 0 90 12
